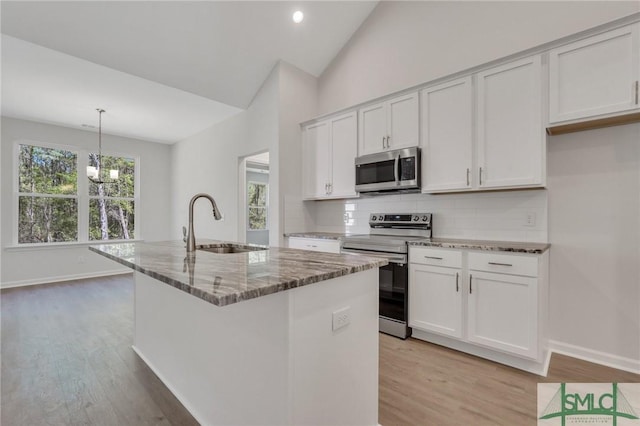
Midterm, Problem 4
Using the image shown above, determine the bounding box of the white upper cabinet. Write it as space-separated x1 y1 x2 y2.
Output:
476 56 544 189
302 112 357 200
302 121 330 199
549 23 640 124
420 77 473 192
328 112 358 198
359 92 419 155
359 103 387 155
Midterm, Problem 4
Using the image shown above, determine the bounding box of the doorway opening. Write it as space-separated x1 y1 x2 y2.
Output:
240 152 270 246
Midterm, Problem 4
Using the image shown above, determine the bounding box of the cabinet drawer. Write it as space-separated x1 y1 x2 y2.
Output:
410 247 462 268
288 237 341 254
468 252 538 277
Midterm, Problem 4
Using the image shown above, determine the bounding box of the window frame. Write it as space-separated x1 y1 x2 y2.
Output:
13 139 141 246
246 180 268 232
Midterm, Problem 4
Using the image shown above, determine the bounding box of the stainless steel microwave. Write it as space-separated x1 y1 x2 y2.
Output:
355 147 420 194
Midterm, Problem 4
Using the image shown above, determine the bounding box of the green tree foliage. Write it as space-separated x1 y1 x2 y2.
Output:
18 144 136 243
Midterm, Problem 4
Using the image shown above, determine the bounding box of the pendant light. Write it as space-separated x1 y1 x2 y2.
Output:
87 108 119 183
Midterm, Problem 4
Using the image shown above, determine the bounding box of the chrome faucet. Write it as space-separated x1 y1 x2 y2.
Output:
186 193 223 253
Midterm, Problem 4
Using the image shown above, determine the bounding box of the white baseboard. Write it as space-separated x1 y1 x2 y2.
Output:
131 345 207 426
548 340 640 375
0 270 132 289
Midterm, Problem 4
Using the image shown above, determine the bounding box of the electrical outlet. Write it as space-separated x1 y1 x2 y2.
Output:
332 306 351 331
525 212 536 227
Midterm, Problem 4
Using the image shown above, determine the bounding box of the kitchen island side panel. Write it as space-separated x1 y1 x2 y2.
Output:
133 271 290 425
133 269 379 426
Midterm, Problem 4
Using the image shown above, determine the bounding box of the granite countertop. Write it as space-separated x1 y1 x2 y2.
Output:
284 232 549 254
89 240 387 307
284 232 349 240
408 238 550 254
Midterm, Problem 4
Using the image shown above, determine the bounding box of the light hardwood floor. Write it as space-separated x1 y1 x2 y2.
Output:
2 275 638 425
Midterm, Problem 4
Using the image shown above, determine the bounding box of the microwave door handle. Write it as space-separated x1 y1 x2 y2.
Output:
394 155 400 184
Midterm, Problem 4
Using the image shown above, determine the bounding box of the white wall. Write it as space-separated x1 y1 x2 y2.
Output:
170 62 317 247
278 62 318 242
548 124 640 364
318 1 640 115
1 116 172 287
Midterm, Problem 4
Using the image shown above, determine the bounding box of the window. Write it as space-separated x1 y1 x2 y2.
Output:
18 145 78 243
16 142 137 245
247 181 268 230
88 154 135 240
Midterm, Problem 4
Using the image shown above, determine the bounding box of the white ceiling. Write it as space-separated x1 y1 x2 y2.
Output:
2 35 243 144
1 1 377 143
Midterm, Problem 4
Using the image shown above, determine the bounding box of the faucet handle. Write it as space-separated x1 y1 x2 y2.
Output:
182 226 187 243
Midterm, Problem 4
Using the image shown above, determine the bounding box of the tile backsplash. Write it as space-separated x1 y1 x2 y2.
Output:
299 190 547 243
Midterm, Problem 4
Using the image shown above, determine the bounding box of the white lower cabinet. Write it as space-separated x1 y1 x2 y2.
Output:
409 246 548 373
467 271 538 359
287 237 341 254
409 264 463 338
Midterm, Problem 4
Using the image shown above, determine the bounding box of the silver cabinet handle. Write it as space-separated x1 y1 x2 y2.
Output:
469 274 473 294
455 272 459 292
382 136 386 149
466 168 470 186
325 183 328 194
488 262 513 267
307 245 317 248
328 183 332 194
479 167 483 186
386 136 391 148
635 81 639 105
424 256 443 260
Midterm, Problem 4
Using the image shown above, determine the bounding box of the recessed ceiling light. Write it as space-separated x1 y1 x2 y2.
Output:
292 10 304 24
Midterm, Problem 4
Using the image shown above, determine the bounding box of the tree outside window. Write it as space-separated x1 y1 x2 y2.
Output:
88 154 135 240
17 143 136 244
247 182 268 230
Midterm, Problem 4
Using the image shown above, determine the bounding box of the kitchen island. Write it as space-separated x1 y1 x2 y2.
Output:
89 240 386 426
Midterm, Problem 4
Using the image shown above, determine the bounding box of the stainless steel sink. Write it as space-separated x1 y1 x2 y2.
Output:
197 244 267 254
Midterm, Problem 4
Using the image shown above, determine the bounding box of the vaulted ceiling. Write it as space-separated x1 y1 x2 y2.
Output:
1 1 377 143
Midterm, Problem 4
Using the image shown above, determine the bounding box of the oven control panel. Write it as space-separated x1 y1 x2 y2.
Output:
369 213 431 225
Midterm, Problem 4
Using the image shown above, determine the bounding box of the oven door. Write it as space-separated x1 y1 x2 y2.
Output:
355 147 420 193
341 248 411 338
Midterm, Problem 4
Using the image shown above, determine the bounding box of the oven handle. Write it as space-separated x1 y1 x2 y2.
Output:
341 248 407 264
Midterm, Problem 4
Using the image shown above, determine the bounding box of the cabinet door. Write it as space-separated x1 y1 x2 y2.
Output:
409 264 463 338
476 56 543 189
420 78 473 192
387 92 419 150
358 102 387 155
302 121 330 199
329 112 358 198
467 271 538 359
549 24 640 123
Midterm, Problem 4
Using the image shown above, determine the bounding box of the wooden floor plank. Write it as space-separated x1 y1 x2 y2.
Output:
2 275 638 426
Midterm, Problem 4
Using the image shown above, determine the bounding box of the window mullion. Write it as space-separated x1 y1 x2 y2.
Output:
77 151 89 243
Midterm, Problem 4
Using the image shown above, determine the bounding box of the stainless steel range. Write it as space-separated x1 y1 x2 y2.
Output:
341 213 432 339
